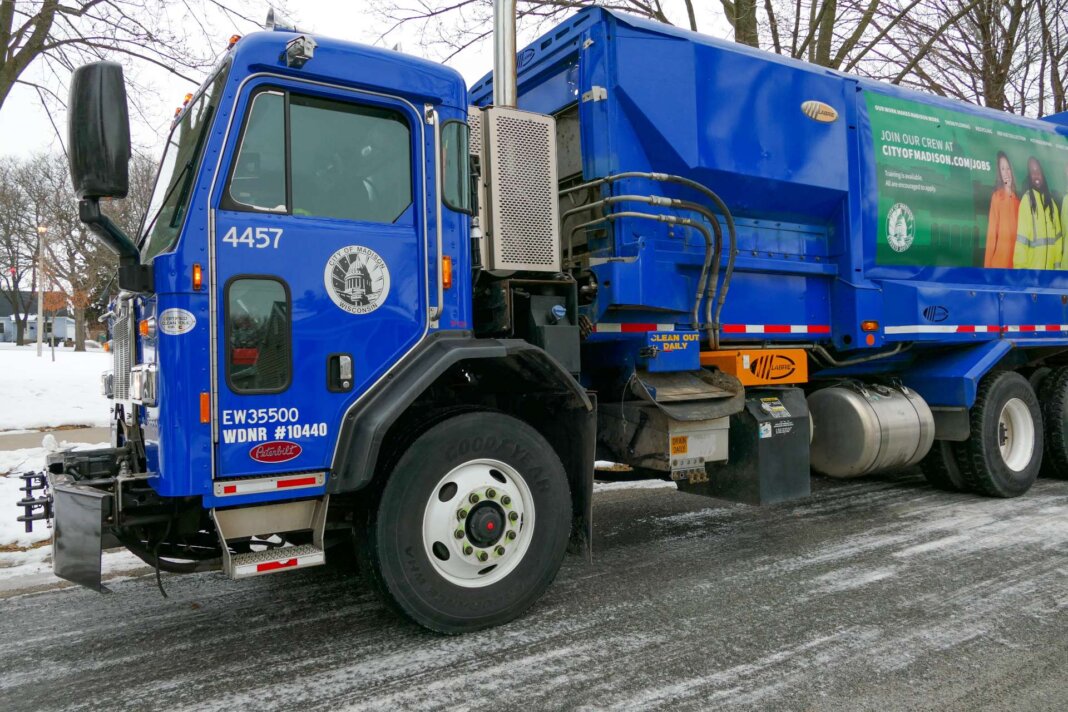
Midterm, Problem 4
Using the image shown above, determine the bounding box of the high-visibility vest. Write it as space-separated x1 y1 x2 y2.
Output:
1014 190 1062 270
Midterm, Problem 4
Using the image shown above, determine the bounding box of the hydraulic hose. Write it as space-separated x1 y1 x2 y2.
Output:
561 172 738 349
563 194 723 341
568 210 714 338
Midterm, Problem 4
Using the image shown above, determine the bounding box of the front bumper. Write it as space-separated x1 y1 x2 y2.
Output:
16 448 127 592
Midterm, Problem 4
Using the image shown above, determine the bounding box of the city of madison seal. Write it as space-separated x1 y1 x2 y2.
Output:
324 245 391 315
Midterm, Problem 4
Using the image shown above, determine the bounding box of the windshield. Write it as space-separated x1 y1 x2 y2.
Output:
140 63 229 260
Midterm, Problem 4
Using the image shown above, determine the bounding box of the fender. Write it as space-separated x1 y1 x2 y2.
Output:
330 332 595 553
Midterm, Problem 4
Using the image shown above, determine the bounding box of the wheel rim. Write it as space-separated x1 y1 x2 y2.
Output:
421 458 535 588
997 397 1035 472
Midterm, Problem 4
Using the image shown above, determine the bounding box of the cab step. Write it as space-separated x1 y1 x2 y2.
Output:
229 544 324 578
212 496 329 579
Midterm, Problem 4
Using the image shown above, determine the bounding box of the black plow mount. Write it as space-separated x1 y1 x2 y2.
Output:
17 471 53 533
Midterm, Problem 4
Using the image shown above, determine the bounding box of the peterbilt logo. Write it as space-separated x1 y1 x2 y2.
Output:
922 305 949 322
249 441 302 463
749 354 797 380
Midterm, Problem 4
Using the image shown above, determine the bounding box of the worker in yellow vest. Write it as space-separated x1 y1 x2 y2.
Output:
1014 157 1062 270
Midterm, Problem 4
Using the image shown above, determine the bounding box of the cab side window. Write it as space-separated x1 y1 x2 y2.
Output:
222 89 413 224
226 91 286 212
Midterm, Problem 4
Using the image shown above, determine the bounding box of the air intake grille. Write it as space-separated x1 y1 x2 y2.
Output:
112 307 132 400
483 107 561 272
467 106 482 157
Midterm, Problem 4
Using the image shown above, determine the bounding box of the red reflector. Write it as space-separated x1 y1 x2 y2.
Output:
276 476 319 489
223 485 237 494
257 558 298 572
486 521 495 530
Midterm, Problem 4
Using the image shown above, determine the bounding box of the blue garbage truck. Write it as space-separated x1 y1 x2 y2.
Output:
17 3 1068 632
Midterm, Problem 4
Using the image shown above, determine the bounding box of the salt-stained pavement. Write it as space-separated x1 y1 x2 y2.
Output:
1 471 1066 711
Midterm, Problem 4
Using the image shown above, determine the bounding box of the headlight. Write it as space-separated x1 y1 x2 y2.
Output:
129 364 158 406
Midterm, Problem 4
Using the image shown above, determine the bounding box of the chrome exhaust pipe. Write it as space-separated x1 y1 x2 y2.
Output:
493 0 517 108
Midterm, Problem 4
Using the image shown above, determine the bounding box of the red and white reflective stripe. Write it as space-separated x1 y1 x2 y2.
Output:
213 472 325 497
232 550 325 578
884 324 1068 335
592 323 677 333
721 324 831 335
1004 324 1068 333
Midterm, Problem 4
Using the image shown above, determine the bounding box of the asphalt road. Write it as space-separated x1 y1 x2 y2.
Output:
2 471 1066 711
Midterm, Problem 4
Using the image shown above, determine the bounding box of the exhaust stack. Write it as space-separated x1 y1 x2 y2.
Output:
493 0 517 108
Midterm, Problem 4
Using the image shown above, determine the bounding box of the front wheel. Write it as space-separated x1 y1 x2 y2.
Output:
361 411 572 633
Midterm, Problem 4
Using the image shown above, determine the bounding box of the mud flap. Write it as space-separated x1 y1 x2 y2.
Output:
53 484 111 592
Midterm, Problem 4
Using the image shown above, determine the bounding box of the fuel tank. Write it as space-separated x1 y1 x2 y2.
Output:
808 382 934 478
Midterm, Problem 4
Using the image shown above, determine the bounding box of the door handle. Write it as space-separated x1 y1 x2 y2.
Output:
328 353 353 392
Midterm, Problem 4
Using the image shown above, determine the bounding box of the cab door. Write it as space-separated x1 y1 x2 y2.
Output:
212 79 428 481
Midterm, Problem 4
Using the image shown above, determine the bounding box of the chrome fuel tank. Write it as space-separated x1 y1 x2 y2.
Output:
808 383 934 478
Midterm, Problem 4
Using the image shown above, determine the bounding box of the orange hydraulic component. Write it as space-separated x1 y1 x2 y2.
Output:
700 348 808 386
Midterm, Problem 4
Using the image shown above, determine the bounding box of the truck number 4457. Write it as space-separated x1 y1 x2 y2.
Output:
222 226 283 249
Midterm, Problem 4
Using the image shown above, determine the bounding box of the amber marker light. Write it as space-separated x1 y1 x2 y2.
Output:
861 320 879 332
200 393 211 423
442 255 453 290
227 34 241 49
192 263 203 291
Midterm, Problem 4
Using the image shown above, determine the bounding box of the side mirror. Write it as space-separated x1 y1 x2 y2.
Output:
68 61 131 200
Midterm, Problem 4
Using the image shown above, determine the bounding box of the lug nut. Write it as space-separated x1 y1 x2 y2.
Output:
501 495 511 506
469 493 480 504
477 551 489 562
454 529 464 539
508 511 519 522
457 509 468 520
507 530 517 540
486 488 497 499
463 545 473 555
495 546 506 556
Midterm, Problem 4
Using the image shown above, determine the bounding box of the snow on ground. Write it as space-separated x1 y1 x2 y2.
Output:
0 343 111 431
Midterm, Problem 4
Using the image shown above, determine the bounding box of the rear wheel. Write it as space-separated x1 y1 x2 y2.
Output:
1038 366 1068 479
920 441 965 492
361 411 571 633
954 371 1042 498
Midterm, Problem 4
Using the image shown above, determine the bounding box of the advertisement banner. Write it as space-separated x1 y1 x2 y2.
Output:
867 92 1068 269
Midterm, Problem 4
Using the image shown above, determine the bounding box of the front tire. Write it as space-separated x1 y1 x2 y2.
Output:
954 371 1042 498
362 411 571 633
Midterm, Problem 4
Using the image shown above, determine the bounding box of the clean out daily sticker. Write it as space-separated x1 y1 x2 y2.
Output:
158 308 196 335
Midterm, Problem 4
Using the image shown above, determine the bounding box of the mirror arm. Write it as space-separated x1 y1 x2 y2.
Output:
78 198 154 293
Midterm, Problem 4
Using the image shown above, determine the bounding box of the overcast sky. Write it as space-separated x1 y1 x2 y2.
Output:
0 2 559 160
0 1 726 162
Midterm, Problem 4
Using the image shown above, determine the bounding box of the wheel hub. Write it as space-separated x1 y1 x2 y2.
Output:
465 502 505 547
997 397 1035 472
421 458 535 588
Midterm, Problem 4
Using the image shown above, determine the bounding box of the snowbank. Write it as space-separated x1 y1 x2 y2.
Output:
0 343 111 430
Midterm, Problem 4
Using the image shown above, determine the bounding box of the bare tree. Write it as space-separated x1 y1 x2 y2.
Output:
0 156 38 344
1035 0 1067 114
15 152 111 350
0 0 277 141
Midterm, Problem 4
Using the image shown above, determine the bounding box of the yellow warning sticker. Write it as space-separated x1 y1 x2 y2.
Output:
670 435 689 455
